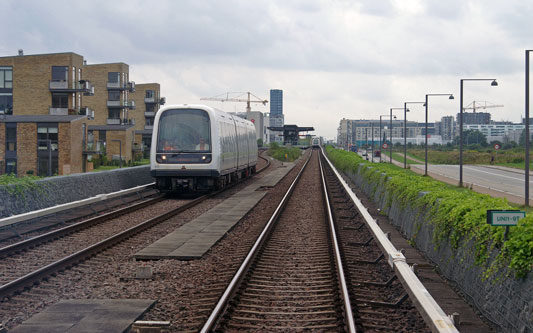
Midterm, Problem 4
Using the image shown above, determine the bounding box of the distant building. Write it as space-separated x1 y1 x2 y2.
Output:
464 123 529 143
270 89 283 117
269 89 284 144
336 118 433 149
439 116 455 141
457 111 491 125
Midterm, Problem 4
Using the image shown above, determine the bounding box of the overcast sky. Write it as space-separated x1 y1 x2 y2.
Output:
3 0 533 139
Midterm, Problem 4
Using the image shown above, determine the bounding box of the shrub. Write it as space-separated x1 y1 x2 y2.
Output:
325 145 532 279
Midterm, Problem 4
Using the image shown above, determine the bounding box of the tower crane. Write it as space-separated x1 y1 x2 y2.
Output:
200 92 268 112
463 101 504 112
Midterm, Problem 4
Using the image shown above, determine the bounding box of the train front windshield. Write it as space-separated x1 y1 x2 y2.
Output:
157 109 211 153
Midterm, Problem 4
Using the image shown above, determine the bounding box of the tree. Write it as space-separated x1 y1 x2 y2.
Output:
257 138 263 147
518 129 533 147
454 130 487 147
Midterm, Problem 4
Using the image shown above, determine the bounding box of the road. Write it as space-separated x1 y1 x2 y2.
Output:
410 164 532 202
359 150 531 205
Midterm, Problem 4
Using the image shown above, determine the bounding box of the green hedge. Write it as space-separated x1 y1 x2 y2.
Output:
267 142 302 162
325 146 532 279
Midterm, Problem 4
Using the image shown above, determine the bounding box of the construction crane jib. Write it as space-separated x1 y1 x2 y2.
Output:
463 101 504 113
200 92 268 112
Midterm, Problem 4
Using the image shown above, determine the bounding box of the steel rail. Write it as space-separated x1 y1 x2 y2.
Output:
319 154 357 332
0 194 207 299
0 183 157 228
0 153 272 299
321 148 459 333
0 195 165 257
200 151 312 333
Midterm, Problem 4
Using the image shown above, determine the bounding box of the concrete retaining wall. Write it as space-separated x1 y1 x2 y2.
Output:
344 164 532 333
0 166 154 218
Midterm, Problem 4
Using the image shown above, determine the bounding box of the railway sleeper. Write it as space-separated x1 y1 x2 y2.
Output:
352 275 397 287
360 293 409 308
347 236 374 246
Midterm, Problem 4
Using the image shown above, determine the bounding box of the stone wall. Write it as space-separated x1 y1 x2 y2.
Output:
0 165 153 218
344 165 532 333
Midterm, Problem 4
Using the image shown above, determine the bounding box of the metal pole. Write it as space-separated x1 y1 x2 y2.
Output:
379 116 382 162
390 108 393 163
459 79 496 187
459 80 464 187
404 102 407 169
526 50 531 206
371 121 374 163
119 142 122 168
48 139 52 177
425 95 429 176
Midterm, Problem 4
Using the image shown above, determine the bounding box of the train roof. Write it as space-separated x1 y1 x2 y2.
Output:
157 104 255 127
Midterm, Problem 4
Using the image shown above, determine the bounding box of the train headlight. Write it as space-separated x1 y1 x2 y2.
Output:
156 154 168 163
202 155 206 160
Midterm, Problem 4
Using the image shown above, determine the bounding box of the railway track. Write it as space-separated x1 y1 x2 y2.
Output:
199 149 457 332
0 154 271 301
201 149 356 331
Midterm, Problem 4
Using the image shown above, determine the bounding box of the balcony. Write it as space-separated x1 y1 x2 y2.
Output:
144 125 153 131
49 80 68 90
144 96 156 103
126 100 135 110
77 107 94 119
107 100 125 108
83 141 105 154
106 81 122 89
107 81 135 92
49 80 94 95
107 118 121 125
49 107 69 115
144 111 155 117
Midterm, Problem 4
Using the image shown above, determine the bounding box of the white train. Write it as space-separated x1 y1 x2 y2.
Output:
311 136 321 148
150 104 258 192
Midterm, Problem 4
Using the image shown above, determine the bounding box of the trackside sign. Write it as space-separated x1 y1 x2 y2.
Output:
487 210 525 226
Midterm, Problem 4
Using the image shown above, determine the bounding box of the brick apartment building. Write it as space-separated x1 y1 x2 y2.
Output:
0 51 164 176
130 83 165 157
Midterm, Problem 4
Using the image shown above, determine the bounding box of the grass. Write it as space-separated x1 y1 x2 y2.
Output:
391 152 422 164
494 162 526 170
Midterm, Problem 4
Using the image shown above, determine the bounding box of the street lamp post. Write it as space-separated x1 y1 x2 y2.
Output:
403 102 425 169
390 108 404 164
424 94 454 176
371 121 374 163
526 50 532 206
380 114 396 163
459 79 498 187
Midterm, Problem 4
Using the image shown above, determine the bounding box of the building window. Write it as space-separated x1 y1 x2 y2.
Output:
5 159 16 175
145 117 154 126
108 91 120 101
52 93 69 108
0 94 13 114
108 72 120 83
108 109 121 119
37 125 59 151
52 66 68 81
146 90 154 98
146 104 155 112
37 124 59 177
6 123 16 152
0 67 13 89
99 130 107 144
